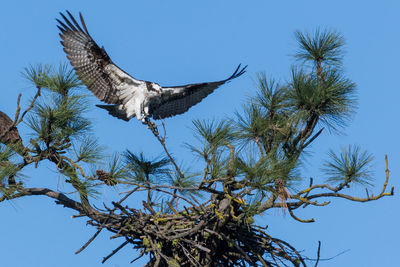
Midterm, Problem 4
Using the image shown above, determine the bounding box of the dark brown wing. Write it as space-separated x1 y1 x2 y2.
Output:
0 111 21 144
152 64 247 119
57 11 141 104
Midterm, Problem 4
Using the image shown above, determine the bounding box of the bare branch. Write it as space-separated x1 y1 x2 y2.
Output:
146 120 185 179
102 240 129 264
0 86 41 142
0 187 89 214
314 241 321 267
288 206 315 223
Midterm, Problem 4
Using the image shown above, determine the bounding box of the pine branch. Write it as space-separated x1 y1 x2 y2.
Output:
0 187 89 214
287 155 393 213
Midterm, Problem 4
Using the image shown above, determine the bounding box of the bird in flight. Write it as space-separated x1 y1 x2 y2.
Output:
57 11 247 123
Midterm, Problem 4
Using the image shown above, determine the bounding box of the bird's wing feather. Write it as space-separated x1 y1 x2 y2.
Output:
57 11 143 104
152 64 247 119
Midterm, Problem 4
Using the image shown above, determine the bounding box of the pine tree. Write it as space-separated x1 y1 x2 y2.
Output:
0 29 393 266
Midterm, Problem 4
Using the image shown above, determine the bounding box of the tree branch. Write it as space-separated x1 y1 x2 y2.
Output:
286 155 394 213
1 187 88 214
146 120 185 179
0 86 41 142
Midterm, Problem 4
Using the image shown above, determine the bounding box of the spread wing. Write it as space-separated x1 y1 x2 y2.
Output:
152 64 247 119
57 11 143 104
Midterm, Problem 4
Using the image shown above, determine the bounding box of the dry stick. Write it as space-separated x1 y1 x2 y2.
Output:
180 243 201 266
303 177 314 201
1 187 87 213
314 241 321 267
147 235 166 266
256 254 269 267
146 183 224 195
287 206 315 223
16 86 41 125
296 183 339 196
13 94 22 122
294 156 393 210
142 200 157 215
181 238 211 253
74 188 136 256
305 188 393 203
166 219 206 241
302 127 324 149
289 196 330 207
150 186 197 207
0 87 41 141
130 252 145 264
383 155 393 195
102 240 130 264
188 191 206 212
117 187 139 205
269 236 306 267
289 162 394 209
146 120 185 179
75 227 103 254
166 188 178 212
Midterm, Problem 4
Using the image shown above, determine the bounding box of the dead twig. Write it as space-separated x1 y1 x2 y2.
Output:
102 240 130 264
146 119 185 179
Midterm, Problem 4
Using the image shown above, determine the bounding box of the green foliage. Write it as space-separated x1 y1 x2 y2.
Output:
236 78 292 152
294 28 345 66
23 63 81 93
74 178 101 200
190 119 234 157
287 67 356 128
323 145 375 186
73 136 104 164
27 95 90 143
23 64 53 88
25 64 90 147
0 161 20 182
0 145 16 162
319 69 357 126
124 150 170 184
188 119 237 182
235 150 299 191
0 145 24 185
44 64 82 96
255 74 289 112
235 103 267 145
106 153 131 182
167 167 202 197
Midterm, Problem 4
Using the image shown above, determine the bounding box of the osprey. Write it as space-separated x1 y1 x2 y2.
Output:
57 11 246 123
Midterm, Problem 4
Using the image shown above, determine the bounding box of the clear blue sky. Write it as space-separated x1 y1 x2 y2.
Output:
0 1 398 266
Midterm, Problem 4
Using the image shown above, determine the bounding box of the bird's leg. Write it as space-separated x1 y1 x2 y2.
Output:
138 103 157 133
141 117 149 124
135 102 146 122
143 105 149 116
140 104 155 125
